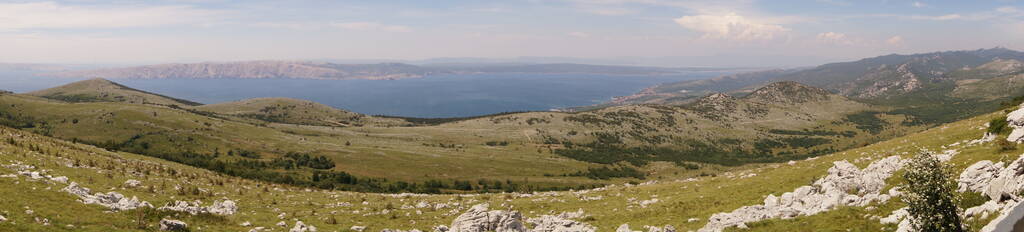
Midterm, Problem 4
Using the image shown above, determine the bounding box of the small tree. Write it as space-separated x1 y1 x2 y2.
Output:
901 152 964 232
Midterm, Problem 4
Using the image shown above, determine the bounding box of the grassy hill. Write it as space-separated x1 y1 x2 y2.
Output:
26 78 201 107
0 79 926 194
0 93 1017 231
195 97 410 127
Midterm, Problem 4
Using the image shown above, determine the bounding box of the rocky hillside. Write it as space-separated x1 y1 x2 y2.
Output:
447 81 920 167
609 48 1024 124
0 95 1018 231
195 97 410 127
26 78 200 107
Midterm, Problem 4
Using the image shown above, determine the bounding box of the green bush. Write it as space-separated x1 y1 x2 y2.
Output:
901 152 964 232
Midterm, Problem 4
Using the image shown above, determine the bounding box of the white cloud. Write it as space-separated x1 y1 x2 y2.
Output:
0 2 221 30
332 22 413 32
581 7 634 15
568 32 591 38
817 32 851 45
997 7 1019 14
911 14 962 20
912 2 927 8
674 12 789 41
886 36 904 45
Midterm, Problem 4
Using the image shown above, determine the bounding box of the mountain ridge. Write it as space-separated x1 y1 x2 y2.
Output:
45 61 713 80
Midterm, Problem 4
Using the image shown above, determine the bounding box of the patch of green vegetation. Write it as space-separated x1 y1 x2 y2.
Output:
567 166 646 180
845 111 888 134
768 129 855 137
988 116 1009 135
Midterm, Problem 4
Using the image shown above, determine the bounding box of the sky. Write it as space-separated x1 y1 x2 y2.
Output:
0 0 1021 67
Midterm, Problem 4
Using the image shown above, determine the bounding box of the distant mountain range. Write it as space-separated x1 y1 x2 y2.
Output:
605 47 1024 123
46 61 748 80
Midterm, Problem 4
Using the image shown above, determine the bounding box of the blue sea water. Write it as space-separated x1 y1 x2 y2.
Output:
0 72 722 118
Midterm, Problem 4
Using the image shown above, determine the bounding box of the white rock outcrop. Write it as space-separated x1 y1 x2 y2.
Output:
1007 107 1024 143
699 156 904 232
62 182 152 211
159 219 188 231
958 160 1003 193
158 200 238 215
289 221 317 232
447 204 596 232
449 204 527 232
526 214 596 232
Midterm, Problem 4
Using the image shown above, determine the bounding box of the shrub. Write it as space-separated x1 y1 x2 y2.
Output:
901 152 964 232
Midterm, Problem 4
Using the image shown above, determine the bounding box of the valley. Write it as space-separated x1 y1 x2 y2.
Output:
1 48 1023 232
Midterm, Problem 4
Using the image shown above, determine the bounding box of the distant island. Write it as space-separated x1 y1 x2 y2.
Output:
44 60 744 80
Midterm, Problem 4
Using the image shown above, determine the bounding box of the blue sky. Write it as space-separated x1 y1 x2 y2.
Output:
0 0 1021 66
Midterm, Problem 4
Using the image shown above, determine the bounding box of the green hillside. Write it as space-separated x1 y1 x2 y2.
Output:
0 94 1016 231
195 97 410 127
0 80 923 194
26 78 201 107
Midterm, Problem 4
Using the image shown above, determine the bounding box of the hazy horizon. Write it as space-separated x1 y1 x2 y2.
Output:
0 0 1021 67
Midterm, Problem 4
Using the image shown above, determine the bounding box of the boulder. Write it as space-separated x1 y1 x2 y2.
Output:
208 200 238 215
1007 107 1024 143
448 204 526 232
124 179 142 188
159 219 188 231
616 224 636 232
958 160 1003 193
526 214 596 232
289 221 317 232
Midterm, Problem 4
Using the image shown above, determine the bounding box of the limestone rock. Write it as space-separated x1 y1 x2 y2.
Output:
449 204 526 232
526 214 596 232
289 221 317 232
958 160 1003 193
208 200 238 215
699 156 904 232
63 182 152 211
159 219 188 231
124 179 142 188
158 199 238 215
1007 107 1024 143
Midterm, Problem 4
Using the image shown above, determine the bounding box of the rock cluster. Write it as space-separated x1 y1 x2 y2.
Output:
614 224 675 232
699 156 904 232
158 200 238 215
62 182 153 211
951 156 1024 230
446 204 596 232
159 219 188 231
449 204 527 232
289 221 317 232
1007 106 1024 143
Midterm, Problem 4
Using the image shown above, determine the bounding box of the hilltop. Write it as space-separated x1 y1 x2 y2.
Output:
26 78 201 107
195 97 410 127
